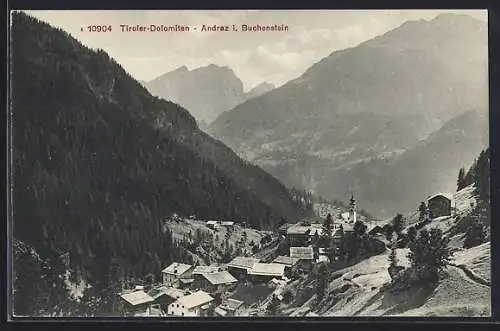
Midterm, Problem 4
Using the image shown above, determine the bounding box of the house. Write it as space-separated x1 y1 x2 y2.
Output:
214 298 245 317
147 286 185 312
178 278 195 289
289 247 314 270
192 265 222 289
120 290 155 316
427 193 452 219
286 225 311 246
162 262 193 287
221 221 235 227
247 263 285 282
227 257 260 279
272 256 299 278
200 271 238 293
206 221 219 230
167 290 214 317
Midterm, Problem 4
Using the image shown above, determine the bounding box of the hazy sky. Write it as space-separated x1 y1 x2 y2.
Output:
24 10 487 91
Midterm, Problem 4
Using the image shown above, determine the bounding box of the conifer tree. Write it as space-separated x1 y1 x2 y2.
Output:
463 218 487 248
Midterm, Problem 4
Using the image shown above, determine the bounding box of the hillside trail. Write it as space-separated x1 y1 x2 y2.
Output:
446 263 490 287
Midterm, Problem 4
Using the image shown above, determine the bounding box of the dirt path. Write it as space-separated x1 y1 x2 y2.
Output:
447 263 490 287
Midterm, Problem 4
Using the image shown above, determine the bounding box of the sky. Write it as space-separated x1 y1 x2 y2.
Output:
23 10 487 91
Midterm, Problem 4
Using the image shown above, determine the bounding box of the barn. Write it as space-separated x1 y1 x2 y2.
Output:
427 193 452 219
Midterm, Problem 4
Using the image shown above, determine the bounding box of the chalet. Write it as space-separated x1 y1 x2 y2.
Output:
120 290 155 316
162 262 194 287
286 225 311 246
200 271 238 293
247 263 285 283
427 193 452 219
221 221 235 227
227 257 260 279
167 290 214 317
147 286 185 312
192 266 221 288
289 247 314 270
178 278 195 289
214 298 245 317
206 221 219 230
273 256 299 278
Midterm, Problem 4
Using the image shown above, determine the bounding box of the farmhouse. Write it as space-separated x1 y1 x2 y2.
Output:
200 271 238 293
214 298 245 317
147 286 185 311
427 193 453 219
221 221 235 227
167 290 214 317
273 256 299 277
227 257 260 279
120 290 154 316
286 225 311 246
162 262 193 287
290 246 314 270
206 221 219 229
247 263 285 282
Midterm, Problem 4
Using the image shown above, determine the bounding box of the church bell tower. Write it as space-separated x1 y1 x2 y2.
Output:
349 194 357 223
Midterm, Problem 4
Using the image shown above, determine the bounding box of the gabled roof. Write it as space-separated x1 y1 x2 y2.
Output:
120 290 154 306
147 286 170 300
214 306 228 316
427 192 453 202
164 287 186 300
192 265 221 275
273 255 299 266
290 246 314 260
221 221 235 226
202 271 238 285
180 278 194 284
175 290 214 309
227 257 260 270
219 298 244 311
162 262 193 275
248 263 285 277
206 221 219 225
286 225 311 235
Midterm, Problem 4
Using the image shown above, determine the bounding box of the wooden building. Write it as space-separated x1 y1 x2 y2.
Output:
214 298 245 317
286 225 311 246
427 193 452 219
120 290 155 316
162 262 194 287
146 286 186 312
247 263 285 283
289 247 314 271
200 271 238 293
227 257 260 280
272 256 299 278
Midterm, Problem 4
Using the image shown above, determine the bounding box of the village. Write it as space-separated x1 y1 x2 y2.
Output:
117 193 455 317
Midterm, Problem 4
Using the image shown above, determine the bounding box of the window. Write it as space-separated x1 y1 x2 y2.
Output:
182 313 184 316
177 304 179 307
